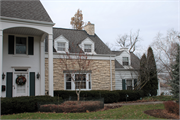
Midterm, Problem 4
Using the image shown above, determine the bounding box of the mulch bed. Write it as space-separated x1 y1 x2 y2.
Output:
144 109 180 119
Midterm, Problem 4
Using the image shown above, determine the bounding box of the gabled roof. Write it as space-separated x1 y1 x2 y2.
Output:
130 52 140 69
112 51 123 56
45 28 112 54
0 0 53 23
113 51 140 69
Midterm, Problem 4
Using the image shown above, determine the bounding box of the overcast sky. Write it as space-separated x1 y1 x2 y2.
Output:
41 0 179 57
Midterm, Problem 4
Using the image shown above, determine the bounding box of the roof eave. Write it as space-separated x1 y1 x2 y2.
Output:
0 16 55 26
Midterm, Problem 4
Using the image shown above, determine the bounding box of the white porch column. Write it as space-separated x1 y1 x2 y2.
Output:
0 30 3 97
40 41 45 95
48 34 54 96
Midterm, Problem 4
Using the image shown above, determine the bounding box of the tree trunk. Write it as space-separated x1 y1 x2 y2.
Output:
77 93 80 101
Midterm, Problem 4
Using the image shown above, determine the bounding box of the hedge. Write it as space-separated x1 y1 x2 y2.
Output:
1 96 62 115
54 90 144 103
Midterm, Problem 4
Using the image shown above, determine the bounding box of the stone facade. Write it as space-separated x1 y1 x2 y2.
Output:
45 58 115 91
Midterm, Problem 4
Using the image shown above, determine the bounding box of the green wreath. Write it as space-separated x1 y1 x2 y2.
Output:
16 76 26 85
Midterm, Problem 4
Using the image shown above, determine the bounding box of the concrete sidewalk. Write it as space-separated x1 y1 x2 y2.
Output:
104 101 164 106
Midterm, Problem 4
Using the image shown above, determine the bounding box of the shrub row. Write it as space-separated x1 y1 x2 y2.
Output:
39 100 104 113
54 90 144 103
1 96 62 115
164 101 179 115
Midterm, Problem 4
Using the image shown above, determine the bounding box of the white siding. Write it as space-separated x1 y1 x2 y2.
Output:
115 70 138 90
2 33 42 97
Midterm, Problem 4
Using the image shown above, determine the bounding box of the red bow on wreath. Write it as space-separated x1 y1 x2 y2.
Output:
16 76 26 85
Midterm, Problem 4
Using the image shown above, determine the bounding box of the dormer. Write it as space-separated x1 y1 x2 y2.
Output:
54 35 69 53
79 37 96 54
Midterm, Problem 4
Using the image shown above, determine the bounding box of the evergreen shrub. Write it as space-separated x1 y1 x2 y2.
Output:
1 96 62 115
54 90 144 103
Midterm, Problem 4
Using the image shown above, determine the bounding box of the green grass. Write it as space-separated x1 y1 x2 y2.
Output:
1 104 165 119
142 95 176 101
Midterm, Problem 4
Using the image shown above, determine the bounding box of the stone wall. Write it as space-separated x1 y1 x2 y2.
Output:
45 58 115 91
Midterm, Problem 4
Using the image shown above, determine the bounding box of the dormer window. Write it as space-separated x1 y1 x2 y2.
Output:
54 35 69 53
123 57 129 66
84 44 92 52
57 42 65 51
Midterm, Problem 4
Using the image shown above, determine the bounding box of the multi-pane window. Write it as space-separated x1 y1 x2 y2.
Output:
123 57 129 66
75 74 86 89
126 79 132 90
16 37 27 54
66 74 71 90
57 42 65 51
84 44 91 52
65 73 91 90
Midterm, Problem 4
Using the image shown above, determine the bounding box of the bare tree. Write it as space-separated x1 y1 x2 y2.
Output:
117 30 140 53
151 29 180 81
70 9 84 30
59 50 93 101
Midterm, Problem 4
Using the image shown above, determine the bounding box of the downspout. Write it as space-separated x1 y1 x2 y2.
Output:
110 54 112 91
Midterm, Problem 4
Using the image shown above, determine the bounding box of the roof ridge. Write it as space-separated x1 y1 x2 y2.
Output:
53 27 86 31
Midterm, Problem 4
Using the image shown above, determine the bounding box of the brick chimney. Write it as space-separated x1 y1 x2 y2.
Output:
84 21 95 35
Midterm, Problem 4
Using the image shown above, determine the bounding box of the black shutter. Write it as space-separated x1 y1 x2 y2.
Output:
8 35 14 54
30 72 35 96
28 37 34 55
6 72 12 98
122 79 126 90
134 79 137 89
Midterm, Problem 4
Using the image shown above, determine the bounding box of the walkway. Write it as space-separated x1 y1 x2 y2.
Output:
105 101 164 106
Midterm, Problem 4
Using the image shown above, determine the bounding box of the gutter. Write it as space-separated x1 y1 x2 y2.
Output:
45 52 116 57
0 16 55 26
110 53 112 91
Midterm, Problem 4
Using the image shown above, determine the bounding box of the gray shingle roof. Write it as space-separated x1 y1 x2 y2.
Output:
130 52 140 69
45 28 112 54
115 60 124 68
0 0 53 23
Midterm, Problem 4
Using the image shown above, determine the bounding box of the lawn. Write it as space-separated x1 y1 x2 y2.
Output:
1 104 164 119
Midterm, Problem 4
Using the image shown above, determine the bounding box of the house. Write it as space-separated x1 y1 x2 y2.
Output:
0 0 54 97
112 48 140 90
0 0 116 97
0 0 141 98
44 23 116 91
157 75 172 96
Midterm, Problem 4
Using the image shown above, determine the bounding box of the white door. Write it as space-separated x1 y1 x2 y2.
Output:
13 73 28 97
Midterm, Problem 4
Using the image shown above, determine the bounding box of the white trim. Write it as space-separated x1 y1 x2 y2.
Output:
64 73 92 90
54 35 69 53
48 34 54 96
45 53 116 60
0 30 3 97
0 16 55 26
11 66 31 68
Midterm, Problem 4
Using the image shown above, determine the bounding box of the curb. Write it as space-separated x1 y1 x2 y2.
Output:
104 101 164 106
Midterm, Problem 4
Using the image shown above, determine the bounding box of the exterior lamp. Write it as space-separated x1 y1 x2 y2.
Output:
2 73 5 80
37 73 40 79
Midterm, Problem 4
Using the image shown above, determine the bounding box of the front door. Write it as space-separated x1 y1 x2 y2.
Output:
13 73 28 97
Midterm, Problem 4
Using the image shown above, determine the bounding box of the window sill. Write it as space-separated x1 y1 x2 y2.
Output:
10 54 30 58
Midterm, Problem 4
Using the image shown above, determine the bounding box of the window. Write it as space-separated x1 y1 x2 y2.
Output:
16 37 27 54
75 74 86 89
123 57 129 65
57 42 65 51
65 73 91 90
66 74 71 90
84 44 92 52
126 79 132 90
8 35 34 55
